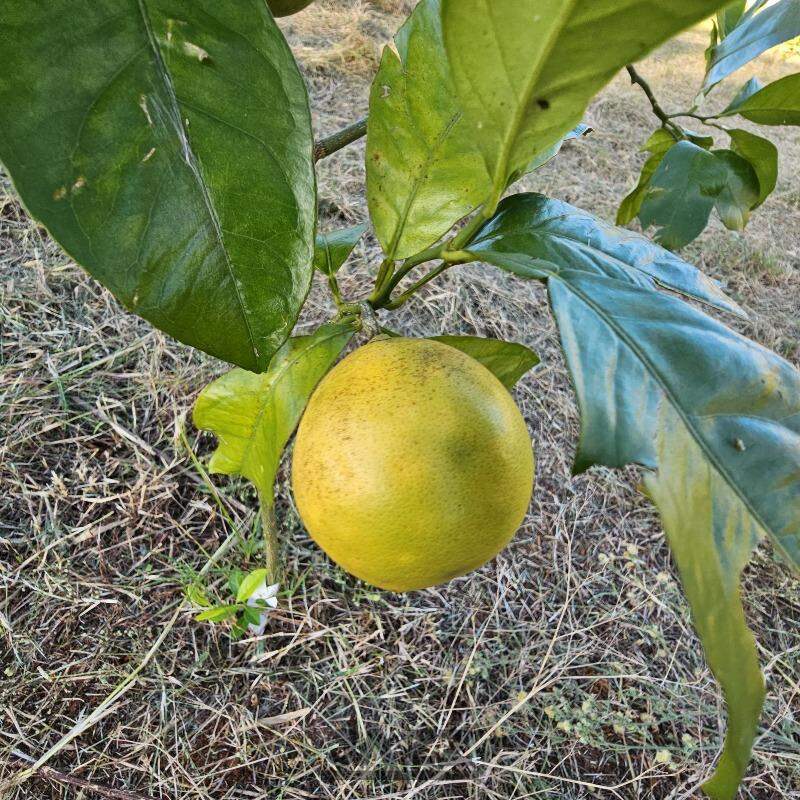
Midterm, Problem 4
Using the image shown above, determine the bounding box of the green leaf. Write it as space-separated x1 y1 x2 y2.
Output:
366 0 490 259
721 76 765 115
441 0 731 206
195 604 240 623
0 0 315 373
508 123 593 184
185 583 211 608
712 150 760 231
314 223 369 276
638 142 727 249
193 323 354 502
470 203 800 794
236 568 269 602
704 0 800 91
716 0 747 38
617 129 679 225
728 128 778 207
466 193 743 317
432 336 540 389
721 72 800 125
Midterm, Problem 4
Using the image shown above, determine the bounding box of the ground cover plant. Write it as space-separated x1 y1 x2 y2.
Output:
1 1 799 798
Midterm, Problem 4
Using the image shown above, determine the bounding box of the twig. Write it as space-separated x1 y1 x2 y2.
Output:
626 65 681 136
8 752 154 800
313 117 368 162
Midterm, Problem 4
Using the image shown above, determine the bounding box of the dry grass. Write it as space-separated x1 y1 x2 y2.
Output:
1 3 799 799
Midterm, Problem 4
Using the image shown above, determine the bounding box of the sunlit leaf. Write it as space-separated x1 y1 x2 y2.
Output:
195 605 239 623
0 0 316 372
193 323 354 502
441 0 731 206
236 568 269 602
314 223 369 276
704 0 800 91
366 0 490 259
433 336 540 389
721 72 800 125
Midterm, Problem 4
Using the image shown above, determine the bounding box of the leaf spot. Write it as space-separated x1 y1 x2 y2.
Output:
733 438 747 452
141 147 156 163
71 176 86 193
52 186 67 201
138 94 154 127
183 41 211 63
536 98 550 110
381 85 391 99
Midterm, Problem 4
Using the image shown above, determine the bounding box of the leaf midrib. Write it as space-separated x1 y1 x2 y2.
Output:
135 0 258 364
555 273 795 568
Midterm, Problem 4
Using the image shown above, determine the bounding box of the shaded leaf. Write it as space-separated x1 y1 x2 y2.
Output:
0 0 316 372
704 0 800 91
432 336 540 389
728 128 778 206
712 150 760 231
467 193 743 316
721 72 800 125
193 323 354 502
366 0 490 259
617 129 679 225
638 141 727 249
314 223 369 276
441 0 731 206
469 203 800 794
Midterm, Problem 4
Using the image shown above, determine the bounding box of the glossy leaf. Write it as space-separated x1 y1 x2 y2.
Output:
728 129 778 207
236 568 269 602
432 336 540 389
466 193 743 317
366 0 490 259
712 150 760 231
193 323 354 502
617 129 679 225
721 72 800 125
314 223 369 276
468 202 800 794
441 0 731 205
0 0 316 373
704 0 800 91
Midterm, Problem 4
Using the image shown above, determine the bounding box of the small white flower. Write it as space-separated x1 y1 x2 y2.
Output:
246 580 279 636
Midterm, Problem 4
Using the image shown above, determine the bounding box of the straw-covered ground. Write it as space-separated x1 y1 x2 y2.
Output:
1 2 799 798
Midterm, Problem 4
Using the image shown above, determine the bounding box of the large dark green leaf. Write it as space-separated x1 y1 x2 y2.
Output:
721 72 800 125
0 0 316 372
441 0 731 208
366 0 490 260
193 324 354 502
704 0 800 91
464 195 800 799
466 193 743 317
432 335 539 389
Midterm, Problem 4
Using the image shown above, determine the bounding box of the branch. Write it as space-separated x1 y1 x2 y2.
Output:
313 117 368 162
626 65 679 133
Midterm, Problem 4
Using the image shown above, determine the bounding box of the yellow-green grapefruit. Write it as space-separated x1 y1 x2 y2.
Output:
292 338 534 591
268 0 315 17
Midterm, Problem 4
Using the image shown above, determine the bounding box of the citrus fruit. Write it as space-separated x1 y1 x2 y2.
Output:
292 337 534 591
267 0 315 16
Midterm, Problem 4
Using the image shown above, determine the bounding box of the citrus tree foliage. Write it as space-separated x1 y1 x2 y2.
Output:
1 1 798 798
620 0 800 247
